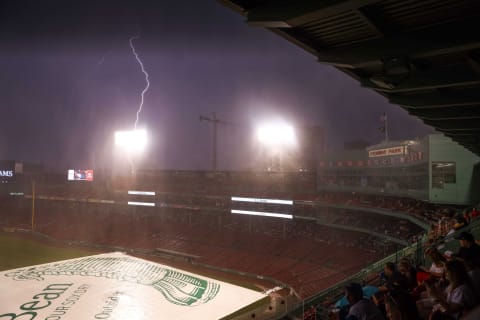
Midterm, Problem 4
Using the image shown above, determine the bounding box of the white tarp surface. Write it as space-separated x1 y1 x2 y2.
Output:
0 252 265 319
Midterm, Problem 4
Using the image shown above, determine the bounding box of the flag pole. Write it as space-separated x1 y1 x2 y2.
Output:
31 180 35 231
385 113 389 141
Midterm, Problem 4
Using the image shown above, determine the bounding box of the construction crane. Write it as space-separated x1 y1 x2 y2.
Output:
199 112 234 171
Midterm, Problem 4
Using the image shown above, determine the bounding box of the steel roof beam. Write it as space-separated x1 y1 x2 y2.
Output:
315 18 480 68
422 118 480 131
389 88 480 108
407 105 480 120
362 64 480 93
245 0 381 28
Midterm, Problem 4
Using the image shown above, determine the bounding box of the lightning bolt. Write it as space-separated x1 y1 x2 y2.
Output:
129 33 150 130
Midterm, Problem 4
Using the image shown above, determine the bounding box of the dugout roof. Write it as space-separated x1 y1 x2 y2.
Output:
219 0 480 156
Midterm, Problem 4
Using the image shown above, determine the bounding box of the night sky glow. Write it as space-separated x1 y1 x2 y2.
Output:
0 0 434 171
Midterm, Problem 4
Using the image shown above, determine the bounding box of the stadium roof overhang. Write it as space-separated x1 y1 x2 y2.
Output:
219 0 480 156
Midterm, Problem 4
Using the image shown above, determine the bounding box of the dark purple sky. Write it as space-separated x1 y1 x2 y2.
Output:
0 0 434 172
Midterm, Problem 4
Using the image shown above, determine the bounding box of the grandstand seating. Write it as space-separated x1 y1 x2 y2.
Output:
0 172 462 300
0 198 383 298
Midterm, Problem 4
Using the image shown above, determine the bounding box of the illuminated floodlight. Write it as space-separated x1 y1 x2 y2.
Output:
128 201 155 207
231 196 293 205
128 190 156 196
257 123 295 147
115 129 147 152
231 209 293 219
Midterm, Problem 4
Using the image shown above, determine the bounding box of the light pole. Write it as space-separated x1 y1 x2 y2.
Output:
199 113 234 171
199 113 220 171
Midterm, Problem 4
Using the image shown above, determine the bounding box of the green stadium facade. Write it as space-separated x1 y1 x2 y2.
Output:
318 134 480 205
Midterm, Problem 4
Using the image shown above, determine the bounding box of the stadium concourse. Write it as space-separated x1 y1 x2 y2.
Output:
1 170 473 318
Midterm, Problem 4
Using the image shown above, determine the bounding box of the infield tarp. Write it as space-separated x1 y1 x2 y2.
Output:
0 252 265 319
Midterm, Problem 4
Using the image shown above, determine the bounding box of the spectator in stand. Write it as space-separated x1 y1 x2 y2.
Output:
463 306 480 320
417 275 446 319
453 211 469 230
384 289 420 320
463 209 471 225
374 262 410 311
428 224 440 242
454 232 480 268
425 259 478 320
398 258 417 292
378 262 405 294
460 255 480 301
438 213 451 237
416 249 448 315
344 282 384 320
471 207 480 220
418 247 446 283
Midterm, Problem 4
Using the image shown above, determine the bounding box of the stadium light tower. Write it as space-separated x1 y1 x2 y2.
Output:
114 129 148 175
257 124 295 147
115 129 147 152
256 122 296 171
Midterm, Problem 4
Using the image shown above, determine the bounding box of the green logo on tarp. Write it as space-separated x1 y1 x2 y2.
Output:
5 256 220 307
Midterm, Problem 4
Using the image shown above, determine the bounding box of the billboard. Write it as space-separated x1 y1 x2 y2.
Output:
67 169 94 181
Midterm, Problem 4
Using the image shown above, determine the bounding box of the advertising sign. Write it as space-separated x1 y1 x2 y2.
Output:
67 169 94 181
0 160 15 183
368 146 406 158
0 170 13 178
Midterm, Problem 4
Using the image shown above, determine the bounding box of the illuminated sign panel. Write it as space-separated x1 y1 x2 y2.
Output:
368 146 405 158
67 169 94 181
231 209 293 219
128 191 156 196
128 201 155 207
231 197 293 205
231 196 294 219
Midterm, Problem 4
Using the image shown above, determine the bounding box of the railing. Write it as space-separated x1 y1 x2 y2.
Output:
316 185 428 200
